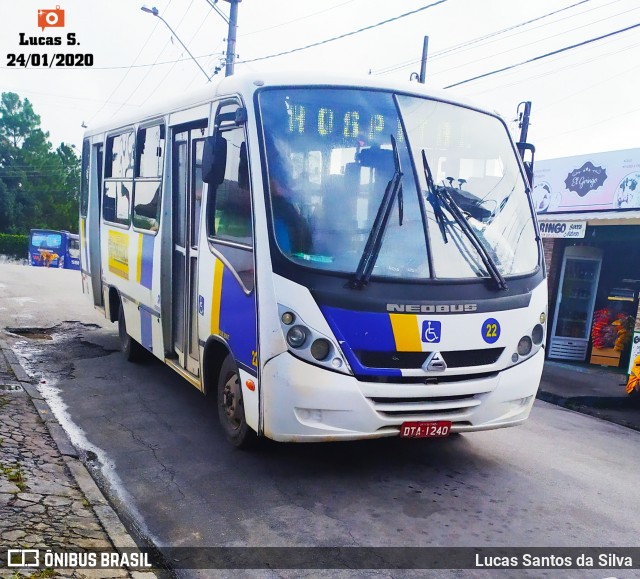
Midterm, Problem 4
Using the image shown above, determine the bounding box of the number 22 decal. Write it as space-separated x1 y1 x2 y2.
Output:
482 318 501 344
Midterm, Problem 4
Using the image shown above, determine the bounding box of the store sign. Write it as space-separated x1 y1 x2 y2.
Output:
539 221 586 238
564 162 607 197
533 148 640 214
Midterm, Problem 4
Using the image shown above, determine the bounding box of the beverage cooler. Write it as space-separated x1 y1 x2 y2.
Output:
548 246 603 361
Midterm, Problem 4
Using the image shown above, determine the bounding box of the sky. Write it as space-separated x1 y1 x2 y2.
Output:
0 0 638 160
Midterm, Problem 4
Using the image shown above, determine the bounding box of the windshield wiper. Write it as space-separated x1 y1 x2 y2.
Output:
349 136 403 289
421 150 507 290
422 150 449 244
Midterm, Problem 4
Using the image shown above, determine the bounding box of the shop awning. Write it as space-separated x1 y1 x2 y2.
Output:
537 210 640 226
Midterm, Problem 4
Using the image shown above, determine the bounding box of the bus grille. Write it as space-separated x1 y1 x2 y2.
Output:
368 394 484 419
354 348 504 369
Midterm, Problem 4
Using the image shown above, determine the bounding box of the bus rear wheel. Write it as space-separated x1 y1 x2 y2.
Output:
118 303 145 363
217 354 256 448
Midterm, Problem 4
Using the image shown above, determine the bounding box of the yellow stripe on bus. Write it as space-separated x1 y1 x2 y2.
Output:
210 259 224 336
389 313 421 351
136 233 143 284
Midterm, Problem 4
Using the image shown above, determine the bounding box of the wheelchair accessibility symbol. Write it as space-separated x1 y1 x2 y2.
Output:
421 320 442 343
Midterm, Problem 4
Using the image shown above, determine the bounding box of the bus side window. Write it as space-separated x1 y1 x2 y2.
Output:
133 124 165 232
207 126 254 291
103 130 134 227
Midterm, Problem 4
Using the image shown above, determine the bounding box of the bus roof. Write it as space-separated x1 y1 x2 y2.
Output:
83 71 500 138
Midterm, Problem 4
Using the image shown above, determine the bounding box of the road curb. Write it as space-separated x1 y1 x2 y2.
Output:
0 339 159 578
537 390 640 432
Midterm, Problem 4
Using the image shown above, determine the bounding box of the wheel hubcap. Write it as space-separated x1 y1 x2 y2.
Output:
222 373 242 429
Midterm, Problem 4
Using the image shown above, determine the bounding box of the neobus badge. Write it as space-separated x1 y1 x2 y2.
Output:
387 303 478 313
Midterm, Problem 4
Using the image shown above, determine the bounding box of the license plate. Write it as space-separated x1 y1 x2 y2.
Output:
400 421 452 438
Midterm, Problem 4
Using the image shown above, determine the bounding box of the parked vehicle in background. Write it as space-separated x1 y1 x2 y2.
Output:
29 229 80 270
80 72 546 448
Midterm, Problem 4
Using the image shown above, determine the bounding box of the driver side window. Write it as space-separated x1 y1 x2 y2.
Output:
206 104 254 291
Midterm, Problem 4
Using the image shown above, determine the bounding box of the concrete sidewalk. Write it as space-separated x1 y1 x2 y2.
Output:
0 342 157 579
538 359 640 431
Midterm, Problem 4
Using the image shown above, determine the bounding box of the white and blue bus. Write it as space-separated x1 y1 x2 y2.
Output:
80 72 547 447
29 229 81 270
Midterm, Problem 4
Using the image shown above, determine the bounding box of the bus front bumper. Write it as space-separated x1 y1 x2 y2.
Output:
261 349 545 442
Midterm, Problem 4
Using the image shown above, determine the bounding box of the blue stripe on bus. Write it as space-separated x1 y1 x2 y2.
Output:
321 306 396 350
140 308 153 351
320 306 401 377
140 234 154 289
218 267 257 376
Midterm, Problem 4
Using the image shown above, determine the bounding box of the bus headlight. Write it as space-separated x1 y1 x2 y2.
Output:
310 339 331 361
278 304 351 375
517 336 533 357
531 324 544 345
287 326 307 348
281 311 295 325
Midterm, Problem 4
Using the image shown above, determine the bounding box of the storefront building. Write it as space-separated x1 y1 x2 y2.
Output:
534 148 640 372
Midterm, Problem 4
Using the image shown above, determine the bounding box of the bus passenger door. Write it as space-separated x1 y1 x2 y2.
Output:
171 122 207 375
88 143 103 306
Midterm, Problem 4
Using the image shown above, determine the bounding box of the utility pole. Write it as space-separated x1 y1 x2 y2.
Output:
410 36 429 83
221 0 241 76
419 36 429 84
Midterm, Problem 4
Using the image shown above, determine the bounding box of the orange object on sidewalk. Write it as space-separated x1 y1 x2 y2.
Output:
626 354 640 395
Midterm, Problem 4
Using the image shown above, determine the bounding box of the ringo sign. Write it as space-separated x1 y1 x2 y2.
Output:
538 221 586 239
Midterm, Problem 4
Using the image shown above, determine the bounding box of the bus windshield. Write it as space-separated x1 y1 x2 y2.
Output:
259 88 538 282
30 231 63 250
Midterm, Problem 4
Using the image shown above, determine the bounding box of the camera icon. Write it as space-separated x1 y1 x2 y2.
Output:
38 5 65 30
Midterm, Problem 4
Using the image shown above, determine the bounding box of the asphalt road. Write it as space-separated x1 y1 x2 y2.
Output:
1 264 639 579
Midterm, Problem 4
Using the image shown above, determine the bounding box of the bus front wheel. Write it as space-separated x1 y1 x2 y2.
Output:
118 303 145 363
217 354 256 448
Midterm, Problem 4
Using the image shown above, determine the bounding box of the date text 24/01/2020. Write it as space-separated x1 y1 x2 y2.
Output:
6 53 93 67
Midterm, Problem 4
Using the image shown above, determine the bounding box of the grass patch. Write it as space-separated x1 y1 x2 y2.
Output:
0 395 10 408
0 462 27 492
33 570 57 578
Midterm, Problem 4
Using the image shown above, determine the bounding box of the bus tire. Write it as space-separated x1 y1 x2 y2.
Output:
118 303 145 363
217 354 256 448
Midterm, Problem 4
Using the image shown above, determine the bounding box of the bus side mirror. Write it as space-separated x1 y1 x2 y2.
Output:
517 142 535 188
202 134 227 185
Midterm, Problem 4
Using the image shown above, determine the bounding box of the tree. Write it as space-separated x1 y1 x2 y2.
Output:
0 92 80 234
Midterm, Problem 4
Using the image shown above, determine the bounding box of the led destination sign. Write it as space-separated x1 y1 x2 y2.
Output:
286 102 404 142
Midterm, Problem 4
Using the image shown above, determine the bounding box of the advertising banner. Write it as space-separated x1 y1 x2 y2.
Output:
533 148 640 214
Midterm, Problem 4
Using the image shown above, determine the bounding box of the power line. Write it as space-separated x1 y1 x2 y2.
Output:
87 0 173 125
536 102 640 142
466 37 640 98
109 1 197 120
140 12 217 106
236 0 448 65
429 3 639 81
239 0 358 37
444 21 640 89
374 0 597 76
